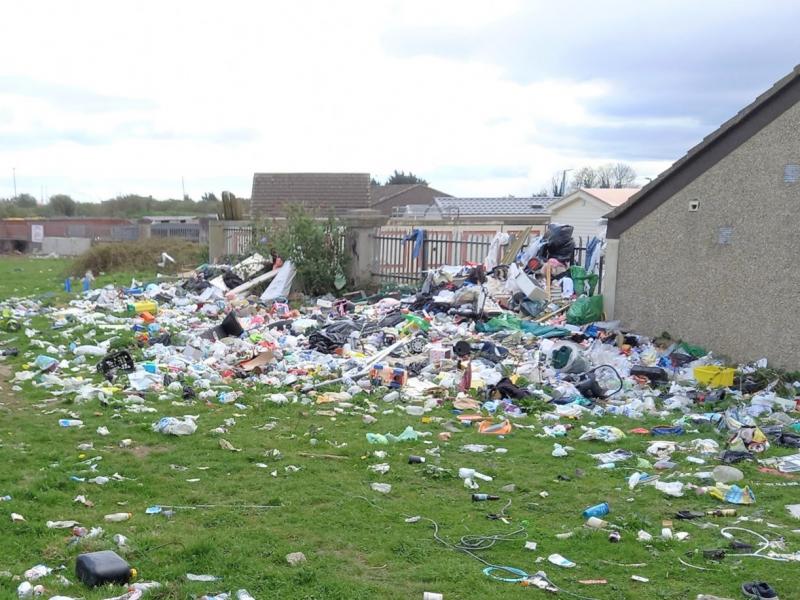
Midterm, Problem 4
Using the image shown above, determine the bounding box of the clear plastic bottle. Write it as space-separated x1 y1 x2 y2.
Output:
104 512 132 522
59 419 83 427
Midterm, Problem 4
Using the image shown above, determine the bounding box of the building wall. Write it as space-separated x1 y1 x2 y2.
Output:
615 101 800 369
41 237 92 256
550 193 608 242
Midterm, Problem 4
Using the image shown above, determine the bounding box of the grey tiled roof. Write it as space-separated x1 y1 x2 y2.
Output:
250 173 371 217
434 196 555 217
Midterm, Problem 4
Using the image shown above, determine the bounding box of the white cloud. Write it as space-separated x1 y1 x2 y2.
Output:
0 0 673 201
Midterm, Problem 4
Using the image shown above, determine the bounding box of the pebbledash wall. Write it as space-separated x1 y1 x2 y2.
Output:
611 101 800 369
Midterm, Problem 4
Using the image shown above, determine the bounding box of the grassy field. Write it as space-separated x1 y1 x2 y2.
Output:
0 256 798 599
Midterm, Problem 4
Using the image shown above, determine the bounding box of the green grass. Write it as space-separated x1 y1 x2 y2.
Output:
0 257 799 599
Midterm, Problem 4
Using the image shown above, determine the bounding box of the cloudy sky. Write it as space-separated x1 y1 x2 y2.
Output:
1 1 799 202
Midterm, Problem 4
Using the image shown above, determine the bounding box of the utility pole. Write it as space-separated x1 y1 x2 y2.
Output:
181 176 186 200
12 167 17 198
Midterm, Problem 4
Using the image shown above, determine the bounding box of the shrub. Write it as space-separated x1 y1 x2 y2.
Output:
263 206 350 296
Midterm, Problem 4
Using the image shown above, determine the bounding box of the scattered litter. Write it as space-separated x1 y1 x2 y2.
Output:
548 553 575 568
286 552 307 566
186 573 220 582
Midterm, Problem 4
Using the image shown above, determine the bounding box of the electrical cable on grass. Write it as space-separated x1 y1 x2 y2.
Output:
720 527 791 562
420 517 601 600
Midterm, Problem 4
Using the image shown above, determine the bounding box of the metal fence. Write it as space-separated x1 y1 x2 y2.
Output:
151 222 201 242
110 225 140 241
371 229 603 290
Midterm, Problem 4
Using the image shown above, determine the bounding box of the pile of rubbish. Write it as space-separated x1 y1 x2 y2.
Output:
1 228 799 599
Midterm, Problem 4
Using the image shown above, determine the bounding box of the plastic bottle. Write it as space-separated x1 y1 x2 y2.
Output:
582 502 610 518
405 405 425 416
471 494 500 502
408 455 426 464
585 516 608 528
236 591 256 600
59 419 84 427
104 512 132 523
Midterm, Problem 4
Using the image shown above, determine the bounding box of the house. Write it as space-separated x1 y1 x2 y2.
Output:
604 64 800 369
370 183 451 216
250 173 371 218
548 188 638 242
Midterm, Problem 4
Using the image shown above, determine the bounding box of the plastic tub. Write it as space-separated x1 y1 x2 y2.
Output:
693 366 735 388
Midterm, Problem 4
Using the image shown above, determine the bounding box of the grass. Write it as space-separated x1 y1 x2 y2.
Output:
0 257 799 599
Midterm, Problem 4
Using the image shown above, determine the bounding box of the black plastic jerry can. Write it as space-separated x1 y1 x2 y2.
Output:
76 550 135 587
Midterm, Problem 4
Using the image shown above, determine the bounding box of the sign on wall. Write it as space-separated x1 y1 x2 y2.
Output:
30 224 44 243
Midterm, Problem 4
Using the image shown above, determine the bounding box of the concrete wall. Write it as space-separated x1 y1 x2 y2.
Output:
41 237 92 256
615 101 800 369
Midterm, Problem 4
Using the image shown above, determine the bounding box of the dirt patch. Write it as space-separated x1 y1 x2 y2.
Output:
126 444 170 459
0 362 21 410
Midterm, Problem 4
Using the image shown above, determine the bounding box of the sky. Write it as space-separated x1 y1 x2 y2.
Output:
1 0 799 202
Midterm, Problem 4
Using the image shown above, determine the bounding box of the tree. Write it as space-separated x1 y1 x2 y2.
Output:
609 162 637 188
571 167 598 189
386 170 428 185
201 192 219 203
49 194 77 216
549 174 563 197
370 177 381 187
570 163 639 190
595 164 613 188
13 193 37 208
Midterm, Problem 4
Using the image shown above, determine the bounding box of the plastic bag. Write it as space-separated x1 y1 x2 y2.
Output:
537 224 575 264
566 295 604 325
579 426 625 443
152 416 197 436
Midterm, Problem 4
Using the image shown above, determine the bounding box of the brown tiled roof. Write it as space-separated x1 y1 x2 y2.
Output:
369 184 452 214
250 173 371 217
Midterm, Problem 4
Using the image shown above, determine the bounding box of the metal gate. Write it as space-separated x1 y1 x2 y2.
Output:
371 229 603 289
370 230 498 283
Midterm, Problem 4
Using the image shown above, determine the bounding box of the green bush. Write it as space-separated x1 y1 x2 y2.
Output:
263 206 350 296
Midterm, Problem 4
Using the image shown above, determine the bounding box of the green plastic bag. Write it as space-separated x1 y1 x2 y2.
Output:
477 314 523 332
476 314 569 338
568 265 599 296
566 295 604 325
